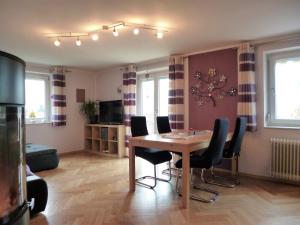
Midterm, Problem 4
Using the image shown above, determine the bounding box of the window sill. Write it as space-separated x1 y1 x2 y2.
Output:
26 121 52 125
264 125 300 130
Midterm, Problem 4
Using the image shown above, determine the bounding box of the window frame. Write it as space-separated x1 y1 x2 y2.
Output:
266 49 300 128
25 73 51 124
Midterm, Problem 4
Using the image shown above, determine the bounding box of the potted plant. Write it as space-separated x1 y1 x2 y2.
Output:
80 100 97 124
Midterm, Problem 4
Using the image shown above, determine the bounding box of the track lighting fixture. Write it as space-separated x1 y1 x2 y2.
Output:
76 37 82 46
112 27 119 37
91 33 99 41
133 27 140 35
46 21 168 46
54 39 61 47
156 30 164 39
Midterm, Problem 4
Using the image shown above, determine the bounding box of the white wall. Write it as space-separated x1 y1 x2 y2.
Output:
239 39 300 177
94 59 169 101
25 64 96 153
94 67 123 101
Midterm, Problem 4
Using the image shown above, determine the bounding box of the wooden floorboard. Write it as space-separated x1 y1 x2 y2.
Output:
30 152 300 225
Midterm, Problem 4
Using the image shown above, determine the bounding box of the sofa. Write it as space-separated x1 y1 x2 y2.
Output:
26 144 59 172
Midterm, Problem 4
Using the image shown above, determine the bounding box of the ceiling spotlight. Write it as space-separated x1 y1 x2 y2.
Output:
76 37 82 46
113 27 119 37
54 38 61 47
156 30 164 39
133 27 140 35
91 33 99 41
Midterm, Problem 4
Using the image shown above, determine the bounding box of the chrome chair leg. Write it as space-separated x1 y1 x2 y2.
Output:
192 169 219 203
203 167 239 188
162 167 179 178
176 168 219 203
136 161 172 189
175 168 181 194
162 154 181 178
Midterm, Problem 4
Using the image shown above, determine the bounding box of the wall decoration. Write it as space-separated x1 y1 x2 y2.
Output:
76 89 85 103
191 68 237 107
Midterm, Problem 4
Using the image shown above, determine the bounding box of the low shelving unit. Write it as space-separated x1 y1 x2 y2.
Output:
84 124 125 158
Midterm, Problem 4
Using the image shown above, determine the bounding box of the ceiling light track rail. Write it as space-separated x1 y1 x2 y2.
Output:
45 21 169 47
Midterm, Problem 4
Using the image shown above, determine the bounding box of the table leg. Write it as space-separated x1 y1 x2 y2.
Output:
181 151 190 208
129 144 135 192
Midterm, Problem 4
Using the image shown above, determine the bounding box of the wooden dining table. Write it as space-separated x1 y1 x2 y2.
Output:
129 130 232 209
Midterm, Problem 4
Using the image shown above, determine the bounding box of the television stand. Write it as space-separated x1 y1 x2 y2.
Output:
84 124 125 158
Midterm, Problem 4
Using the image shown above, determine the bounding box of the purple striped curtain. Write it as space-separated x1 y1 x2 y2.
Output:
123 65 137 156
168 56 185 130
51 66 66 126
237 43 257 131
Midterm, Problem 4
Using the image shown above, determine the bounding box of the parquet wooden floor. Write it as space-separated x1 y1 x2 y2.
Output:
30 152 300 225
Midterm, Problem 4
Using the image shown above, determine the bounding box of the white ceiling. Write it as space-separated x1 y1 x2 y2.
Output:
1 0 300 70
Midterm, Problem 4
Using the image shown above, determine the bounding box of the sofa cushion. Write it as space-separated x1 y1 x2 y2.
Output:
26 144 57 157
26 144 59 172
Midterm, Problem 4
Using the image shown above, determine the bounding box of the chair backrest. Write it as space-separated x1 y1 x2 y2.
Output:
227 117 247 156
156 116 172 134
201 118 229 166
131 116 149 137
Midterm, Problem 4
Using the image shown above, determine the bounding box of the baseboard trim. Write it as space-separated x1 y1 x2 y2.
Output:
58 150 85 156
240 172 300 186
214 168 300 186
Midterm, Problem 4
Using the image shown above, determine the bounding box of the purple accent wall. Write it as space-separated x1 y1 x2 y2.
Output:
189 48 238 132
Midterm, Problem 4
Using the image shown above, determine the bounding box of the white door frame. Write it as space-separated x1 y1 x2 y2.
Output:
137 72 168 133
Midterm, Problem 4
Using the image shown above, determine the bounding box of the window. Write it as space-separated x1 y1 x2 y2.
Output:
137 73 169 134
25 73 51 123
266 49 300 128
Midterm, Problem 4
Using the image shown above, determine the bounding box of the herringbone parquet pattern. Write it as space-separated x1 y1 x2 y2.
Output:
31 152 300 225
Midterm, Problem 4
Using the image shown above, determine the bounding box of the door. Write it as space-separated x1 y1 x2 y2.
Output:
138 74 169 134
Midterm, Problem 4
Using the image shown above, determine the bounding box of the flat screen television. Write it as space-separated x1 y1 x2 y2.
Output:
99 100 123 124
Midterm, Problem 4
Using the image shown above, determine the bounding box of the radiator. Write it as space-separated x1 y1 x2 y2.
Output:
271 138 300 182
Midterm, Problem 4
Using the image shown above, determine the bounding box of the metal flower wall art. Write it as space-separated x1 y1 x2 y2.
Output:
191 68 237 107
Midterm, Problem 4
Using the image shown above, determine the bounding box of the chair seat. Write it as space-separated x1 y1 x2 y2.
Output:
175 154 212 169
135 147 172 165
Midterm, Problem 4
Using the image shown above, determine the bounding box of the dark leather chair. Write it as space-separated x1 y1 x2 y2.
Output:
27 175 48 217
156 116 182 177
175 118 229 203
157 116 172 134
131 116 172 189
208 117 247 187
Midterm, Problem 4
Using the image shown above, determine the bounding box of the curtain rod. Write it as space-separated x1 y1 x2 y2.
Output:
250 33 300 46
25 70 51 75
136 66 168 75
182 33 300 58
182 43 240 58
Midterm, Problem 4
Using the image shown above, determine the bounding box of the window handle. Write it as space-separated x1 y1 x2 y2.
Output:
266 113 271 122
271 88 275 97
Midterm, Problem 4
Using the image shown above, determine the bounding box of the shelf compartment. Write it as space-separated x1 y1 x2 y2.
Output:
92 127 101 139
108 128 118 142
101 127 108 141
85 126 92 139
108 142 118 155
101 140 109 153
92 140 101 152
85 139 92 151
